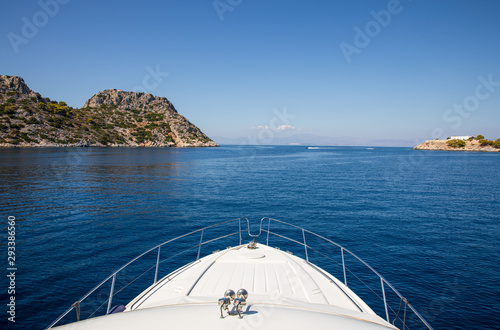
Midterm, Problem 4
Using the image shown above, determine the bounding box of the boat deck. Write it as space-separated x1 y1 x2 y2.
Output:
130 243 369 312
55 243 398 329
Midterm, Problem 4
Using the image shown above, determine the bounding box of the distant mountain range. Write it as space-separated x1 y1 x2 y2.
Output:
0 75 218 147
212 134 418 147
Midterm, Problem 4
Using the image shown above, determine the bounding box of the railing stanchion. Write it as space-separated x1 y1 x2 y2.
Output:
154 246 161 283
381 278 389 322
106 274 116 314
302 229 309 262
266 218 271 245
239 219 242 245
341 248 347 286
196 230 204 260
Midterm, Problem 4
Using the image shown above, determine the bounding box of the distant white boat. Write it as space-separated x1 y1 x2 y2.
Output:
306 147 321 149
48 218 433 330
367 147 374 150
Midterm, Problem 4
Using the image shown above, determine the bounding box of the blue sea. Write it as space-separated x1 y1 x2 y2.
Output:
1 146 499 329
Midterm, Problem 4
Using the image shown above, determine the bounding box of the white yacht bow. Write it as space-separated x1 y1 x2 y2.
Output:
48 218 433 330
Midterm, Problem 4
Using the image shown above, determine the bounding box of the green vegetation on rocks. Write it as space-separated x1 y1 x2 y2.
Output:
446 139 466 148
478 138 500 148
0 75 218 148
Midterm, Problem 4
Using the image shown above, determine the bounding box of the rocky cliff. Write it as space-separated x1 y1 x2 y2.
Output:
0 75 218 147
413 139 499 152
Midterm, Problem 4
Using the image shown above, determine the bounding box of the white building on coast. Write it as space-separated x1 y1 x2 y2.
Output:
447 135 474 140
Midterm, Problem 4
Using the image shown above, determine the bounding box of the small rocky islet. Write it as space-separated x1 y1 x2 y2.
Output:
0 75 218 148
413 137 500 152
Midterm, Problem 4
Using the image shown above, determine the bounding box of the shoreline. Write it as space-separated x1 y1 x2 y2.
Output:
0 143 219 148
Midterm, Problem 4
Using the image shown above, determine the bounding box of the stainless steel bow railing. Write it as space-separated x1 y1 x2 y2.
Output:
47 217 433 329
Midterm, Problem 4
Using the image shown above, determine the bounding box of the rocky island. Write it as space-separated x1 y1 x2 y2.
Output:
0 75 218 147
414 136 500 152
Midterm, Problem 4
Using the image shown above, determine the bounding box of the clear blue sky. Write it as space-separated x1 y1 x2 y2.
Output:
1 0 499 145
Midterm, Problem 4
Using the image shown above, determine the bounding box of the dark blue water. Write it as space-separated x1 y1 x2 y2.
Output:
1 146 499 329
